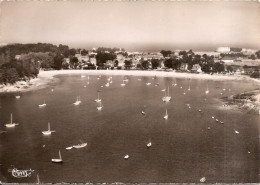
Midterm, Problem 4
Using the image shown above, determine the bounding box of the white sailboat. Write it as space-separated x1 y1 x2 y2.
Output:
73 96 81 105
105 82 110 87
51 150 63 163
188 80 191 91
141 105 146 115
147 138 152 148
66 146 73 150
120 80 126 86
205 84 209 94
146 82 151 86
38 100 46 107
162 86 171 102
95 92 102 102
163 109 168 120
73 140 87 149
97 102 103 110
124 154 129 159
42 122 55 135
5 113 19 128
15 92 21 99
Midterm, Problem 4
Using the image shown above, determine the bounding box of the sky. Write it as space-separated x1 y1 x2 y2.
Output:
0 1 259 52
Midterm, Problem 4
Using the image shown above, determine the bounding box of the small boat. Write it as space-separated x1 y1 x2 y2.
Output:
120 80 126 86
38 100 46 107
161 89 166 92
163 109 168 120
73 96 81 105
5 113 19 128
205 84 209 94
180 86 183 89
146 82 151 86
147 139 152 148
97 102 103 110
183 90 186 95
15 95 21 99
51 150 63 163
141 106 146 115
215 119 219 122
81 75 86 78
162 87 171 102
212 116 215 119
208 127 211 130
198 109 202 112
234 130 239 134
66 146 73 150
84 85 87 88
95 92 102 102
73 141 87 149
42 122 55 135
220 121 224 124
188 81 191 91
51 89 54 92
124 155 129 159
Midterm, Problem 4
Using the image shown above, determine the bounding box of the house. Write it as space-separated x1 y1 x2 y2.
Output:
15 55 21 60
89 57 97 66
221 57 234 63
217 47 230 53
191 64 202 72
180 63 188 71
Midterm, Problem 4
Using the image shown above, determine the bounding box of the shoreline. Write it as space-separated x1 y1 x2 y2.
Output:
0 69 260 94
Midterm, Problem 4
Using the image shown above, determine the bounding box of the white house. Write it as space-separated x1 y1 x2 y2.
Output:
217 47 231 53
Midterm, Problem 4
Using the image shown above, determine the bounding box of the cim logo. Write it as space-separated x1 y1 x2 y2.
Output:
8 168 34 178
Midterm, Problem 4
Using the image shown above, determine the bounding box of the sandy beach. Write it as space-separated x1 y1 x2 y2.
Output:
0 69 259 94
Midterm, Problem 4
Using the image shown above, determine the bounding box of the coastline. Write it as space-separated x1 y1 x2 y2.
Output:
0 69 259 94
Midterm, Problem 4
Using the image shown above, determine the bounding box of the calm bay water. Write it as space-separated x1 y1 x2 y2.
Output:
0 74 259 183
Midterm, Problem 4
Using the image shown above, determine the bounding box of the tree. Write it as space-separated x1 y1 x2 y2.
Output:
53 55 64 70
81 49 88 56
250 70 260 78
249 54 256 60
124 60 132 69
201 64 211 73
151 59 160 69
256 50 260 59
70 57 79 69
213 62 225 73
141 60 149 69
164 59 173 68
226 66 233 73
160 50 172 58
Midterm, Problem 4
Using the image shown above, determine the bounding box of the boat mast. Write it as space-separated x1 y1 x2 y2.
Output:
59 150 62 160
11 113 13 124
48 122 50 131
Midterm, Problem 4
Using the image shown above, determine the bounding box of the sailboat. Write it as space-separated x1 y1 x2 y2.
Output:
97 102 103 110
146 82 151 86
188 80 191 91
73 140 87 149
42 122 55 135
162 86 171 102
95 92 101 102
51 150 63 163
105 82 110 87
147 138 152 148
120 80 126 86
36 174 40 184
38 100 46 107
141 105 146 115
124 154 129 159
183 90 186 95
205 84 209 94
163 109 168 120
15 91 21 99
5 113 19 128
73 96 81 105
172 79 177 86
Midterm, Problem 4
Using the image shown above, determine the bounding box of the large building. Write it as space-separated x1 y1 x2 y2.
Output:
217 47 231 53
